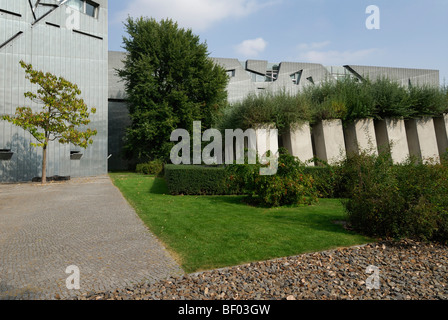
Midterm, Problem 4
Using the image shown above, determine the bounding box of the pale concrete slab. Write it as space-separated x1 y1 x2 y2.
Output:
312 119 346 165
344 119 378 156
405 118 440 162
375 118 409 164
434 114 448 157
282 122 314 166
255 124 279 160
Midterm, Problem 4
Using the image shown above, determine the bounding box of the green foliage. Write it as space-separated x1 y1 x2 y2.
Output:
2 61 97 149
136 159 164 176
227 149 319 207
302 162 343 198
407 85 448 118
303 77 374 121
217 91 313 134
342 151 448 243
1 61 97 183
231 77 447 125
119 17 228 163
369 77 411 119
164 164 230 195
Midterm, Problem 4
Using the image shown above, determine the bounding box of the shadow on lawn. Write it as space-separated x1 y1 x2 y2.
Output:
149 177 170 194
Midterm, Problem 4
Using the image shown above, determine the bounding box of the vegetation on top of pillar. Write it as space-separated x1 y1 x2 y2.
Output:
1 61 97 184
305 77 448 121
220 77 448 130
217 90 313 134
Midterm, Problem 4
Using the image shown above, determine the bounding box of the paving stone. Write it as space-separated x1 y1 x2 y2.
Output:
0 176 184 300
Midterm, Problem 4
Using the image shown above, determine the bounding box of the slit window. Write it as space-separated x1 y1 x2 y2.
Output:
66 0 99 18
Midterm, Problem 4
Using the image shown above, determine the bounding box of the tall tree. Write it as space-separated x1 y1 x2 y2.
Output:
2 61 97 184
118 17 228 163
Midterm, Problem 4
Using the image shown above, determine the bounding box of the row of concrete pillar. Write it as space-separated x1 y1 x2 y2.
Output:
255 114 448 165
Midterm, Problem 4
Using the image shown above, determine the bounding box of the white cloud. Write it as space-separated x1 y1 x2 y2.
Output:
297 41 331 51
297 41 381 65
116 0 277 31
235 38 268 57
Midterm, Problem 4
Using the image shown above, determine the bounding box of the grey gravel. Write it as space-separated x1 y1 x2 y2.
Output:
73 239 448 300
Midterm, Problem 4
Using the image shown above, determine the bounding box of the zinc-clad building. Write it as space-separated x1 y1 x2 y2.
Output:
0 0 108 182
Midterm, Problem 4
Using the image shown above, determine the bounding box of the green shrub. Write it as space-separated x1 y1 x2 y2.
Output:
227 149 319 207
217 91 313 134
342 151 406 237
407 85 447 118
369 77 411 119
304 77 375 122
302 160 344 198
342 151 448 243
136 159 164 176
164 164 231 195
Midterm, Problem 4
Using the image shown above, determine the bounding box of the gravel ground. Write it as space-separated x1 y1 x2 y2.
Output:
73 239 448 300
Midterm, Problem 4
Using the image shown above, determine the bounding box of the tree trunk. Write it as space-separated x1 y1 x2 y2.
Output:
42 144 47 184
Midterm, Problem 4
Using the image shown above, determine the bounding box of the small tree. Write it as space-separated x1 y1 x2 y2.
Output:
2 61 97 184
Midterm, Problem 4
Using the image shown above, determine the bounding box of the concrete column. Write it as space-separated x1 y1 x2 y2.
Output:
312 119 346 165
405 117 440 162
434 114 448 157
343 119 378 156
282 122 314 165
255 124 279 159
374 118 409 164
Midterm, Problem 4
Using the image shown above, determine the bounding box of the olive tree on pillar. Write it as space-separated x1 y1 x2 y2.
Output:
1 61 97 184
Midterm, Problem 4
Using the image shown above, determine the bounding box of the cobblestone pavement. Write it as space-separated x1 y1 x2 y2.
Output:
0 176 184 300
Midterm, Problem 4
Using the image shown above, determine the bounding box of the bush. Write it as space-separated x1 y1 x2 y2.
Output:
342 151 406 237
227 149 319 207
407 85 448 118
217 91 313 135
136 159 164 176
342 151 448 243
164 165 231 195
301 160 344 198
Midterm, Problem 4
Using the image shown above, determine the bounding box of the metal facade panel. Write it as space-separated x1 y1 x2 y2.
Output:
0 0 108 182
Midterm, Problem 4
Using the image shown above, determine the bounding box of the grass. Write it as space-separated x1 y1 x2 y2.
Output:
110 172 373 273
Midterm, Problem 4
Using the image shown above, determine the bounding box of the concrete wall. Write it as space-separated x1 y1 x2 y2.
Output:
255 124 278 160
344 119 378 156
312 119 346 165
434 114 448 157
375 119 409 164
108 100 131 171
0 0 108 182
107 51 132 171
282 122 314 165
405 118 440 162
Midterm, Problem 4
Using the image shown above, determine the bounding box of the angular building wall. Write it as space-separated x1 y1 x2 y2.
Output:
0 0 108 182
344 65 439 87
211 58 332 104
108 51 130 171
212 59 440 104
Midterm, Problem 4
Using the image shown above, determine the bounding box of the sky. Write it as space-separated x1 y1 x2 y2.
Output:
108 0 448 84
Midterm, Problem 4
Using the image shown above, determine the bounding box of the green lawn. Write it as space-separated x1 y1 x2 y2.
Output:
110 172 373 273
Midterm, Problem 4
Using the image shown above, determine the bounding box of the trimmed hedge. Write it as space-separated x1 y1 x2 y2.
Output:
164 165 231 195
